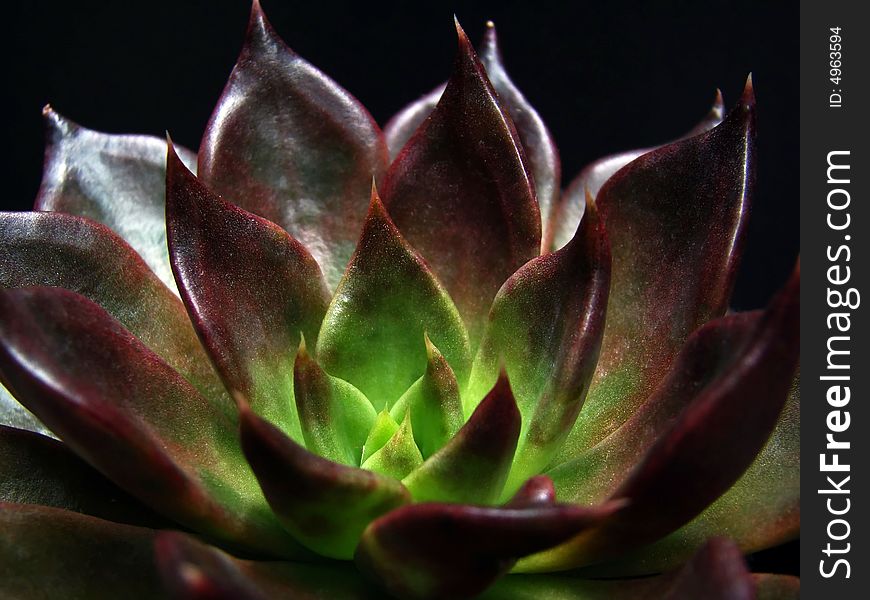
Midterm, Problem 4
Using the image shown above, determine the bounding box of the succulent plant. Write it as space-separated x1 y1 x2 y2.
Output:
0 2 800 599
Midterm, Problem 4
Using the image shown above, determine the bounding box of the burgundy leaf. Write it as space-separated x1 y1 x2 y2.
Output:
155 531 384 600
198 0 388 289
166 143 330 442
381 20 541 346
35 107 197 292
547 90 724 251
0 211 230 413
661 538 754 600
555 80 755 462
355 498 620 600
0 287 305 558
0 425 168 528
239 403 411 560
468 196 610 498
403 373 521 504
385 22 560 245
520 265 799 571
505 475 557 509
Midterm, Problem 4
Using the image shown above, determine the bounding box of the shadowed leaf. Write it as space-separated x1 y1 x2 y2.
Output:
198 0 387 289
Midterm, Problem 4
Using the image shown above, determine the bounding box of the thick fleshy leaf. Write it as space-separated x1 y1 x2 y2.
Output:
0 503 164 600
0 425 167 527
0 287 305 558
198 0 388 289
361 411 424 480
294 340 376 466
355 499 620 600
519 266 799 571
0 381 52 436
581 373 800 576
468 197 610 498
402 374 521 504
547 90 725 251
753 575 800 600
34 107 197 292
166 143 331 441
389 334 464 458
0 211 230 413
555 80 755 462
156 531 383 600
361 410 400 464
381 21 541 345
506 475 557 508
317 189 471 410
550 310 764 504
385 23 560 248
239 404 411 559
659 538 754 600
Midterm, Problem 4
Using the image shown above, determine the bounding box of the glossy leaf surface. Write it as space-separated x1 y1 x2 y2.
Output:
403 374 521 504
469 198 610 498
389 334 464 458
294 341 376 466
521 267 799 571
381 22 541 345
356 499 619 600
166 145 330 441
0 211 230 412
239 405 411 559
0 287 303 558
548 91 724 251
198 0 387 289
555 82 755 462
317 190 471 410
35 107 197 292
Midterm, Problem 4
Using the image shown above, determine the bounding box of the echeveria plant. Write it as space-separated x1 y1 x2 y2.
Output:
0 2 799 599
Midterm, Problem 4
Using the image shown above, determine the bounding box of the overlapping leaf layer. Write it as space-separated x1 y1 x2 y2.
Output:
0 2 799 599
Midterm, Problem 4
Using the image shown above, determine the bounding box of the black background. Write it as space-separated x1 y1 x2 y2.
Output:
9 0 798 574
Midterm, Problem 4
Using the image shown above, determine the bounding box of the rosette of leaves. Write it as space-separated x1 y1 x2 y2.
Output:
0 2 799 599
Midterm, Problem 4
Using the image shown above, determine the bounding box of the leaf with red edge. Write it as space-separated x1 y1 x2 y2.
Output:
0 503 164 600
0 425 168 528
402 373 521 504
34 107 198 293
389 334 465 459
355 497 620 600
156 531 384 600
519 266 799 571
660 538 754 600
294 340 376 466
166 143 331 442
385 22 560 247
0 211 230 412
468 197 610 499
547 90 725 251
317 188 471 411
239 404 411 559
554 80 755 462
581 373 800 576
0 287 305 558
198 0 387 289
381 21 541 346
